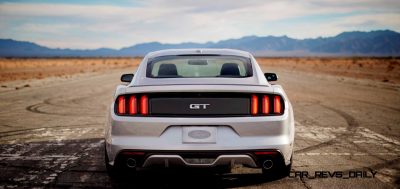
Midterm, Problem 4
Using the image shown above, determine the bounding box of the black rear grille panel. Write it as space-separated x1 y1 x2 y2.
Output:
150 93 249 116
148 93 250 117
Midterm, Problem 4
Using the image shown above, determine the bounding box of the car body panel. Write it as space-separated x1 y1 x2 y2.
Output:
105 48 294 171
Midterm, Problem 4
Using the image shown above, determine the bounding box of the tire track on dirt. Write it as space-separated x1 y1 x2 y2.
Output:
26 97 102 117
295 103 359 154
296 103 400 164
43 97 93 110
356 100 400 113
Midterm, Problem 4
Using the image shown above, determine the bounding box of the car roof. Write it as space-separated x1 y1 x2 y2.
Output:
146 48 252 59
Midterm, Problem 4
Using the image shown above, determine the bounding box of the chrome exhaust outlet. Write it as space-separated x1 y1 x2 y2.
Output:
126 158 137 168
262 159 273 169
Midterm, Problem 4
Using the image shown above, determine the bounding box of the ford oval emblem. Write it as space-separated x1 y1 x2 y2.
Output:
188 130 211 139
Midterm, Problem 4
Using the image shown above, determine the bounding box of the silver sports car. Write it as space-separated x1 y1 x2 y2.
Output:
105 49 294 177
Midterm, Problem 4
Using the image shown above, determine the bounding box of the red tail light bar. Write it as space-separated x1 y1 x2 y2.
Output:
262 95 270 114
128 96 137 114
251 94 284 116
117 96 126 114
116 94 148 116
251 94 259 115
274 95 282 114
140 95 148 115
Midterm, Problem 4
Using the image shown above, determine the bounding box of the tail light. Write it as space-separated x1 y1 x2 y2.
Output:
262 95 270 114
251 94 259 115
117 96 126 114
254 151 279 155
251 94 284 116
274 96 283 114
120 151 145 156
128 96 137 115
140 95 148 115
115 94 148 116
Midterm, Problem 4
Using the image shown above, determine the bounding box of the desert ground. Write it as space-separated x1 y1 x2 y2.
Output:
0 57 399 188
0 57 399 84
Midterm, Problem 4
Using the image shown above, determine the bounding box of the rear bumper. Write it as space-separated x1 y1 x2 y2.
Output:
105 103 295 168
106 137 293 167
111 149 287 169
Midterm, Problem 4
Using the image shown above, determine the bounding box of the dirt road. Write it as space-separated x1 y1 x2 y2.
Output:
0 65 399 188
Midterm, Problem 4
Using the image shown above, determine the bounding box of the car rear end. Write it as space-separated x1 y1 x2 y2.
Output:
105 49 294 176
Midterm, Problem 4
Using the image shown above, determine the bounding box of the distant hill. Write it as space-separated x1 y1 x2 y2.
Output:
1 30 399 57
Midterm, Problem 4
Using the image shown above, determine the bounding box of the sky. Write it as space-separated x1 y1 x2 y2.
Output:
0 0 399 49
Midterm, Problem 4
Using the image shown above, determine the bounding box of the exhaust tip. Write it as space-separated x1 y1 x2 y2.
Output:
126 158 137 168
262 159 273 170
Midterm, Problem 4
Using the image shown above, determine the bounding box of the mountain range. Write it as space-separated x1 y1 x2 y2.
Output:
1 30 399 57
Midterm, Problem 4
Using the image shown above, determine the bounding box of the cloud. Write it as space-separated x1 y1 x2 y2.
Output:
0 0 399 49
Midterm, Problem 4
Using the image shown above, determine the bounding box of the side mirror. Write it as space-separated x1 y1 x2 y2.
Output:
121 74 134 82
264 73 278 81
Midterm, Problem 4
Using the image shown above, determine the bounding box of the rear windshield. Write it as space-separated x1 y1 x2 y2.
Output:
146 55 252 78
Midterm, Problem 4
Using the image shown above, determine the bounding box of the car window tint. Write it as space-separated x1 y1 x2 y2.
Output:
147 55 252 78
